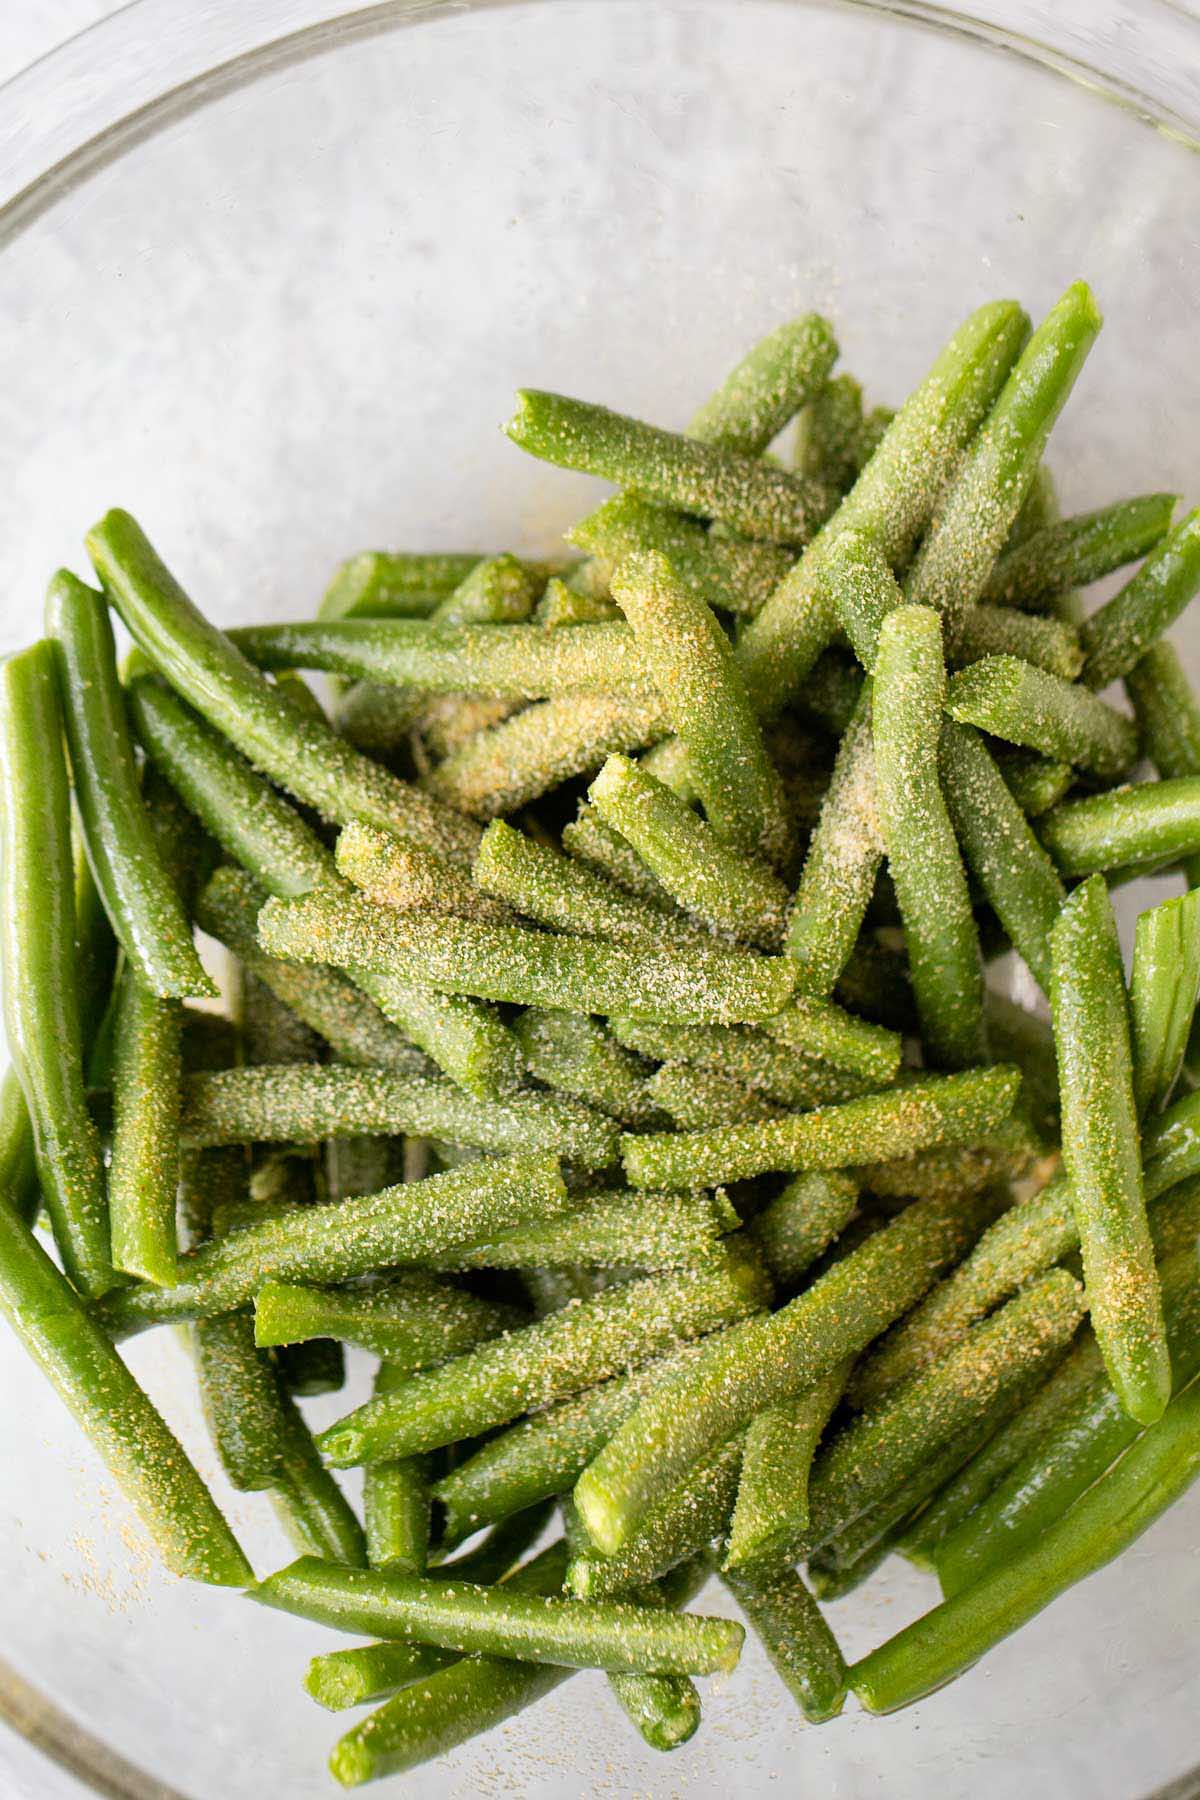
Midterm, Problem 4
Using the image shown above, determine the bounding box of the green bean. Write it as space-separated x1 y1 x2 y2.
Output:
588 754 789 946
794 373 864 492
253 1272 522 1364
610 1016 864 1107
687 314 838 453
784 682 883 994
320 551 484 620
1130 889 1200 1118
513 1008 657 1124
433 1343 711 1546
364 1363 430 1576
352 972 523 1103
983 494 1178 609
305 1641 456 1711
817 528 903 670
0 1066 39 1226
954 604 1083 678
536 578 622 627
427 1186 739 1272
325 1543 573 1786
242 965 322 1070
180 1063 618 1168
724 1362 849 1569
622 1066 1019 1189
333 679 426 755
855 1123 1035 1206
45 573 213 997
107 971 181 1284
193 1295 290 1492
608 553 789 861
873 606 986 1064
232 616 653 699
1038 775 1200 876
855 1370 1200 1715
573 1186 997 1554
567 1436 744 1599
258 890 796 1026
749 1172 860 1284
428 687 669 819
755 1000 903 1085
904 282 1102 645
254 1551 743 1675
0 643 114 1295
981 991 1059 1139
436 1499 558 1582
474 819 699 950
1052 875 1169 1423
1126 641 1200 885
270 1391 368 1568
317 1247 767 1466
940 721 1065 993
646 1063 780 1129
993 746 1073 817
735 300 1030 716
506 390 833 546
561 801 682 910
336 821 507 921
88 512 479 872
721 1563 847 1722
1080 507 1200 690
0 1201 250 1583
96 1152 569 1333
568 493 788 619
946 654 1137 780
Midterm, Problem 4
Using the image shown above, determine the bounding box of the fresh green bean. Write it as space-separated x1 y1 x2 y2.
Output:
566 1436 744 1599
940 721 1065 993
107 971 181 1284
946 654 1137 780
1126 641 1200 885
721 1564 847 1722
427 1186 739 1272
994 747 1073 817
622 1066 1019 1189
687 314 838 453
253 1552 744 1675
46 574 213 997
873 605 986 1065
0 1202 249 1583
0 643 114 1295
193 1289 290 1491
589 753 789 945
364 1363 431 1576
95 1153 569 1333
608 552 789 861
856 1121 1036 1206
724 1363 849 1569
506 390 834 546
0 1067 39 1226
1038 775 1200 876
646 1063 780 1129
1130 889 1200 1117
1052 875 1169 1423
253 1272 522 1365
982 494 1178 609
561 801 683 911
180 1064 618 1168
336 821 507 921
785 694 886 1004
436 1500 558 1583
853 1375 1200 1715
513 1008 657 1124
573 1186 997 1554
753 998 902 1085
258 891 797 1026
87 511 479 868
817 528 902 670
536 578 622 627
610 1017 862 1106
568 493 789 619
320 552 483 620
749 1172 860 1284
305 1641 456 1711
1080 507 1200 691
735 299 1030 716
317 1247 767 1466
954 604 1083 678
270 1391 368 1568
794 373 864 492
904 282 1102 645
430 687 669 819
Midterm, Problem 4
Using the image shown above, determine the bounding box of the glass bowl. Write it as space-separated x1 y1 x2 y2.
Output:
2 2 1199 1794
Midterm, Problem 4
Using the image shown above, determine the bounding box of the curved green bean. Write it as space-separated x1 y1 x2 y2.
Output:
688 314 838 453
721 1564 847 1722
982 493 1178 610
1080 506 1200 691
725 1362 849 1569
253 1272 522 1365
946 654 1137 780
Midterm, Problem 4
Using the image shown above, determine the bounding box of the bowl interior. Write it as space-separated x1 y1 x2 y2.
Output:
2 3 1200 1795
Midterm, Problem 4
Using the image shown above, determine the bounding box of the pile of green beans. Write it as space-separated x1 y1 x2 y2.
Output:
6 286 1200 1787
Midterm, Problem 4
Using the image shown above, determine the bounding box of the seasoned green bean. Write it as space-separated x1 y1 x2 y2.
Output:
320 551 483 620
573 1186 997 1554
46 574 213 997
794 373 864 492
646 1063 780 1129
1130 889 1200 1117
621 1066 1019 1189
940 720 1065 993
108 971 181 1284
426 1186 738 1272
1039 775 1200 876
946 654 1137 780
994 747 1073 817
506 390 834 545
873 605 986 1065
0 643 114 1295
364 1363 431 1575
749 1172 860 1285
1126 641 1200 886
0 1067 39 1226
954 604 1083 678
253 1272 522 1365
722 1563 847 1722
561 801 682 910
568 493 788 619
752 998 901 1085
688 314 838 453
513 1008 657 1124
474 819 702 949
258 891 797 1025
982 494 1178 609
1080 507 1200 691
336 821 507 921
904 282 1102 645
982 991 1059 1139
317 1248 767 1466
611 1016 865 1108
270 1392 368 1568
725 1362 849 1568
305 1641 456 1711
608 552 789 860
567 1436 744 1599
817 528 902 670
536 578 622 627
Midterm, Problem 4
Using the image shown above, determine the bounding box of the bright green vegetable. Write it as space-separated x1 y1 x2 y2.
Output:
305 1641 456 1711
688 314 838 453
320 551 484 620
426 1186 739 1272
269 1392 368 1567
954 604 1083 678
1130 889 1200 1117
568 492 790 619
794 373 864 491
748 1172 860 1285
253 1272 522 1365
721 1564 847 1722
610 1016 871 1108
1039 775 1200 876
646 1063 779 1128
1125 639 1200 886
364 1362 430 1576
513 1008 657 1124
1080 506 1200 691
108 972 181 1284
994 747 1073 817
567 1436 744 1599
725 1362 849 1569
946 654 1138 781
336 821 507 920
982 493 1178 610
